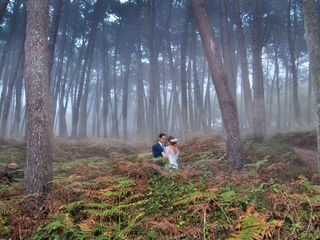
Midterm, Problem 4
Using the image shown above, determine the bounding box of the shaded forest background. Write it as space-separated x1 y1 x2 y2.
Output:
0 0 319 140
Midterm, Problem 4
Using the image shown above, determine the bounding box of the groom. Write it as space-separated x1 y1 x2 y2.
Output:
152 133 167 158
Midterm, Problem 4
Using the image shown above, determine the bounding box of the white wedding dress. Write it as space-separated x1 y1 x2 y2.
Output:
164 146 179 169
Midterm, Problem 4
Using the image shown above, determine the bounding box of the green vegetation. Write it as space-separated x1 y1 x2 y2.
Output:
0 134 319 239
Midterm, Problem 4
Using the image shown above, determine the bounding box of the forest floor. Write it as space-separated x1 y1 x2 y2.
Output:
0 131 320 239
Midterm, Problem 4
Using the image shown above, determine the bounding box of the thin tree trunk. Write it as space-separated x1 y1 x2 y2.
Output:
23 0 53 196
11 55 24 137
136 35 145 137
191 0 244 169
287 0 302 127
192 29 205 131
187 58 194 130
48 0 62 87
102 27 110 138
252 0 266 139
220 0 236 101
0 48 24 138
180 9 189 131
235 0 253 130
148 0 156 138
122 55 132 139
274 44 281 130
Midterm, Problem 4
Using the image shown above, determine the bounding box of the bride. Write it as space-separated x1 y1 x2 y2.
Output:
164 136 180 170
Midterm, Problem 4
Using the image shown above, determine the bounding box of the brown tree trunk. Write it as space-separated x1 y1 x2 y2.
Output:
102 28 110 138
235 0 253 130
191 0 244 169
148 0 157 138
287 0 302 127
303 0 320 173
48 0 62 87
11 58 24 137
252 0 266 139
307 66 312 124
220 0 236 101
136 35 145 137
191 29 205 131
0 48 24 138
274 45 281 130
23 0 53 196
122 55 132 139
180 10 189 131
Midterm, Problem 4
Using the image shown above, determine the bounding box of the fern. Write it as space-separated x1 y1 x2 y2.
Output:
229 206 283 240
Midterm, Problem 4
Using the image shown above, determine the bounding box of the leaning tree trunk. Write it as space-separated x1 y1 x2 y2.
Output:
303 0 320 174
191 0 244 169
23 0 53 196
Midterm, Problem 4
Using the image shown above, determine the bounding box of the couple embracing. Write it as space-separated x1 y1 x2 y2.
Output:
152 133 180 170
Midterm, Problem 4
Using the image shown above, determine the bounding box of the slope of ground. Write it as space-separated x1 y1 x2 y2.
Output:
0 134 319 239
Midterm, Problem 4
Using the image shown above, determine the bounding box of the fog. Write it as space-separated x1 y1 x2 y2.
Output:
0 0 318 140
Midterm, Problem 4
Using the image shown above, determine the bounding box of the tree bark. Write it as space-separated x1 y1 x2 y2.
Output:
180 9 189 131
136 35 145 137
23 0 53 196
122 55 132 139
303 0 320 173
287 0 302 127
234 0 253 130
101 27 110 138
48 0 63 87
148 0 157 138
252 0 266 139
220 0 236 101
191 0 244 169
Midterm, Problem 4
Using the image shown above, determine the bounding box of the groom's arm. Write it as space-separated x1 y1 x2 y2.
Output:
152 144 159 158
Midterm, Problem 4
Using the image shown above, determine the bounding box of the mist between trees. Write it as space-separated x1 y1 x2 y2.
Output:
0 0 318 140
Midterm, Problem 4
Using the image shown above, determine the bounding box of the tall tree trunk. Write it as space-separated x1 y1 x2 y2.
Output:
235 0 253 130
275 46 281 130
191 29 205 131
287 0 302 127
0 0 21 118
111 26 120 139
191 0 244 169
136 35 145 137
252 0 266 139
122 55 131 139
101 27 110 138
48 0 62 87
307 66 312 124
220 0 236 101
0 48 24 138
11 56 24 137
148 0 157 138
165 2 182 135
23 0 53 196
180 9 189 131
303 0 320 173
187 58 194 130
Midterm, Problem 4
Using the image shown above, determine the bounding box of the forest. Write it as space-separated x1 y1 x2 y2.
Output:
0 0 320 239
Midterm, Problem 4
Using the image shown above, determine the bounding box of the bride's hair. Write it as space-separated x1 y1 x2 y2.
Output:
168 136 177 145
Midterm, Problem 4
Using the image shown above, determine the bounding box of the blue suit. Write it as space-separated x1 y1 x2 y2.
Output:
152 143 165 158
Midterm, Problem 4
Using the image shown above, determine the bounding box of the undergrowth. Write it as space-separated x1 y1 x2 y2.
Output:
0 134 319 239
